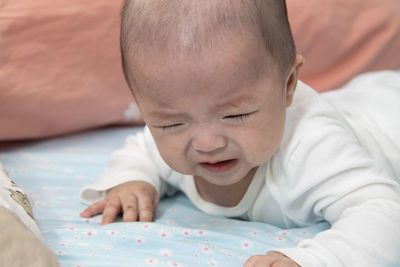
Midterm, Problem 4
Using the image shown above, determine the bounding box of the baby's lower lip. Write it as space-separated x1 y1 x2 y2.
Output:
199 159 238 173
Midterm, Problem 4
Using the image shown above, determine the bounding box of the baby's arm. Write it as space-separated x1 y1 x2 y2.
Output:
80 127 170 224
80 181 158 224
267 122 400 266
278 196 400 267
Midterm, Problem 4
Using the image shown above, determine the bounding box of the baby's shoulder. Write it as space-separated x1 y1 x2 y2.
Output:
281 81 352 153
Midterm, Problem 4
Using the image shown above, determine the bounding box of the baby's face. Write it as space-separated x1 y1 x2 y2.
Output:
127 36 299 187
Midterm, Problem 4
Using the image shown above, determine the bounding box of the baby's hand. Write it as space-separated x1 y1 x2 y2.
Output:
80 181 158 225
244 252 300 267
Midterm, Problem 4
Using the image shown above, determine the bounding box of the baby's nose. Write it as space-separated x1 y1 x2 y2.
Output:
191 128 227 153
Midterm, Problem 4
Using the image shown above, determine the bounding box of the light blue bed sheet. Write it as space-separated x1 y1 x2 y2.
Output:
0 126 329 267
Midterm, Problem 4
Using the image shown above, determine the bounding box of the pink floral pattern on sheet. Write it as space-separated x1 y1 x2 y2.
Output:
0 126 329 267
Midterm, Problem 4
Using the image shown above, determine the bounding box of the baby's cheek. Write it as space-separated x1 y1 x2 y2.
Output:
156 139 180 158
246 139 278 165
168 144 181 153
159 148 192 174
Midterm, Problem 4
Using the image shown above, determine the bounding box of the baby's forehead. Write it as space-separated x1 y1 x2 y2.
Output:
127 36 277 98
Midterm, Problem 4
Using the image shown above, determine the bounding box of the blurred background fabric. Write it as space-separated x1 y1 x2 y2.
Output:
1 0 399 141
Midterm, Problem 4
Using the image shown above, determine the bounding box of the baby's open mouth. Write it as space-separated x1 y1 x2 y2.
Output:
199 159 238 173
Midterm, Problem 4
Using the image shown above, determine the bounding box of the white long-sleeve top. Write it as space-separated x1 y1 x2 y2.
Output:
81 71 400 267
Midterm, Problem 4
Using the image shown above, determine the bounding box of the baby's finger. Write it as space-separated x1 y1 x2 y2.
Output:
244 253 284 267
272 261 299 267
80 199 106 218
101 197 122 225
244 255 274 267
152 192 159 211
138 193 154 222
120 194 139 222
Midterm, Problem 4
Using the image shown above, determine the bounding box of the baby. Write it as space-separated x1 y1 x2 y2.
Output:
80 0 400 266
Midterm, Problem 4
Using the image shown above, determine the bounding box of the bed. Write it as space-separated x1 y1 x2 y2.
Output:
0 126 329 267
2 0 400 265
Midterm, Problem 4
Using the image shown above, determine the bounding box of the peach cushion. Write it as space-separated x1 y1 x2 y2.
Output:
287 0 400 91
0 0 142 141
1 0 400 140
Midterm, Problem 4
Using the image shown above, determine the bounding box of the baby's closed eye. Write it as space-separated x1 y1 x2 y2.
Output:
224 113 250 121
223 111 258 122
160 123 184 131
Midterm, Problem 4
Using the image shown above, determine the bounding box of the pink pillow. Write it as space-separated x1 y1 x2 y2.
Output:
287 0 400 92
0 0 142 141
1 0 399 140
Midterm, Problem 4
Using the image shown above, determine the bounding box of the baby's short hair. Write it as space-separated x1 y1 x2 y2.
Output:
121 0 296 80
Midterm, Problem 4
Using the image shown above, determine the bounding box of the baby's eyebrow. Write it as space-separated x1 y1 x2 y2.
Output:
147 109 188 120
216 94 256 110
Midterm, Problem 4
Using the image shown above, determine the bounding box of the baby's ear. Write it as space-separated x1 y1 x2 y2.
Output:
285 54 304 107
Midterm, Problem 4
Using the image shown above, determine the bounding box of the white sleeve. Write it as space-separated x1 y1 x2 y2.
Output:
80 127 170 205
277 198 400 267
269 117 400 266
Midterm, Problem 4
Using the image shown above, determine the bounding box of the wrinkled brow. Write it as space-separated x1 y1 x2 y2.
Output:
216 94 257 110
